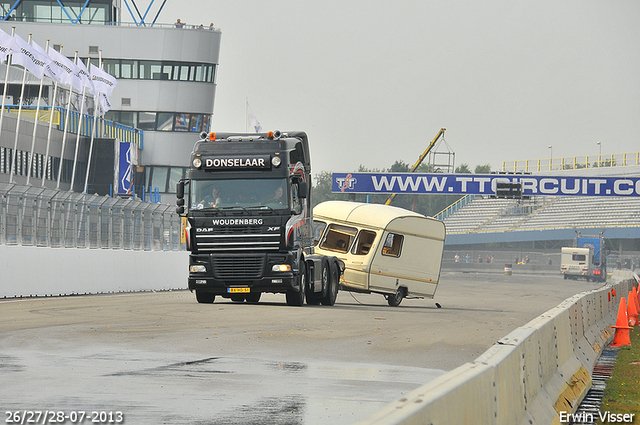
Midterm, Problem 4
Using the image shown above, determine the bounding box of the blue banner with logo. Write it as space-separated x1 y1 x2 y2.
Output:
118 142 133 194
332 173 640 197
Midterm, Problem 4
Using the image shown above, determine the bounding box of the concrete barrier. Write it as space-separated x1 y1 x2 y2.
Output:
356 272 637 425
0 245 188 298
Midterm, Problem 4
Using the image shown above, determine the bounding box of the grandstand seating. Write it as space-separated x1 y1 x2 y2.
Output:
444 195 640 234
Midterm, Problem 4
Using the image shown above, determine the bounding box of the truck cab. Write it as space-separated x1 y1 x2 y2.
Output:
176 131 342 306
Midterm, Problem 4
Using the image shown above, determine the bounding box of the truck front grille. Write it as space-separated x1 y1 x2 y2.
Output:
213 254 265 280
195 226 280 252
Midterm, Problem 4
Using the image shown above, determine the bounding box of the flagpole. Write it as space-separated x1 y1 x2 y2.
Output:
26 39 49 185
245 97 248 132
69 64 88 191
42 42 60 187
9 33 32 183
0 27 16 140
57 51 78 189
84 51 101 194
42 78 58 186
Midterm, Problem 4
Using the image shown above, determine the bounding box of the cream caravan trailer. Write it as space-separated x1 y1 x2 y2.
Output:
313 201 446 306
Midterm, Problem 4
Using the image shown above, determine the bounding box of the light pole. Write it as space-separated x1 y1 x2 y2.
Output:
597 141 602 167
548 145 553 170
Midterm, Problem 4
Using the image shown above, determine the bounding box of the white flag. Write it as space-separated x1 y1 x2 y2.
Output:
90 63 117 96
97 92 112 115
75 58 95 93
247 101 262 133
9 34 51 79
0 28 12 62
47 47 83 92
30 40 58 80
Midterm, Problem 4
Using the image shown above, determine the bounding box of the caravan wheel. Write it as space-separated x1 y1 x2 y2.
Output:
387 288 404 307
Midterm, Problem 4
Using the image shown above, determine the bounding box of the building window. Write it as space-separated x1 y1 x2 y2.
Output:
89 59 216 83
149 166 169 192
167 167 185 194
105 111 211 133
138 112 156 131
157 113 174 131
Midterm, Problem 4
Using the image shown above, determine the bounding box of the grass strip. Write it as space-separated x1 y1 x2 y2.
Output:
599 325 640 421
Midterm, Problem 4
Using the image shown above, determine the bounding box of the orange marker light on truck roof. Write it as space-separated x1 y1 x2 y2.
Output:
209 132 216 141
267 131 274 139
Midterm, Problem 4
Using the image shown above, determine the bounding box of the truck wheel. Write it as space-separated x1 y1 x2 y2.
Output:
195 291 215 304
286 264 307 306
246 292 261 303
307 260 329 305
321 262 339 306
387 288 404 307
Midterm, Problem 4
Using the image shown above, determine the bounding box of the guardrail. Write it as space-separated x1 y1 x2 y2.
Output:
502 152 640 173
0 183 182 251
356 271 636 425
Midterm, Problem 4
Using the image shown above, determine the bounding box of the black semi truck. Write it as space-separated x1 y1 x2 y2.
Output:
176 131 343 306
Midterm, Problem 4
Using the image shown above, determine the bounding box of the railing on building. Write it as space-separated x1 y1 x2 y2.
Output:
435 194 475 221
3 105 143 148
502 152 640 173
0 183 183 251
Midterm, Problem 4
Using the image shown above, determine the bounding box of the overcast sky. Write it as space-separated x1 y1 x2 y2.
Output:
150 1 639 175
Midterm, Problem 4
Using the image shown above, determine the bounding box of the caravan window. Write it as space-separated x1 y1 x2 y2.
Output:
352 230 376 255
320 224 357 254
381 233 403 257
572 254 586 262
313 221 327 246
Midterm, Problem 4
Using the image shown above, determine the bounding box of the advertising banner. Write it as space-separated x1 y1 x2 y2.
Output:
118 142 133 194
332 173 640 197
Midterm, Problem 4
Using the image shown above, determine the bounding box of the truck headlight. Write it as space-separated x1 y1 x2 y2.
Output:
271 156 281 167
192 158 202 168
190 265 206 272
272 264 291 272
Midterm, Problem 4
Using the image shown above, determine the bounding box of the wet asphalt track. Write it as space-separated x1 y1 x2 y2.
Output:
0 271 603 424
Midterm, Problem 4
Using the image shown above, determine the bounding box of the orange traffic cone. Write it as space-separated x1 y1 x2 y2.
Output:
628 291 640 327
611 297 633 347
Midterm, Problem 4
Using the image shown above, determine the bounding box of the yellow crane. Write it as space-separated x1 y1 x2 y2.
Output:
385 128 446 205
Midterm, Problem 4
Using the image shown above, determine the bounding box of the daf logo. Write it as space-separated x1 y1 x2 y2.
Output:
267 226 280 232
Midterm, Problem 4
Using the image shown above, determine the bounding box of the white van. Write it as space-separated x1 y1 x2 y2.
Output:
313 201 446 306
560 246 593 280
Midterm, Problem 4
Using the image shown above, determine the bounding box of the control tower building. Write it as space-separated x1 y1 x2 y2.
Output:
0 1 221 198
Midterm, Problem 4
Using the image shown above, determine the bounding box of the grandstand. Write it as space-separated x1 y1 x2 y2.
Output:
441 164 640 266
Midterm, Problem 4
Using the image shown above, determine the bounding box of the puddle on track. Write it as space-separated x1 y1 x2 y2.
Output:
1 348 445 424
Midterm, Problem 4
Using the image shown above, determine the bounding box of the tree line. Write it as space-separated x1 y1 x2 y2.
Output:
311 161 492 217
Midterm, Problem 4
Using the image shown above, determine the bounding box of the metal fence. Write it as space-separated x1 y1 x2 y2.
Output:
0 183 183 251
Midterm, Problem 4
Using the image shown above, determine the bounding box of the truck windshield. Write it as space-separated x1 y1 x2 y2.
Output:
190 178 289 210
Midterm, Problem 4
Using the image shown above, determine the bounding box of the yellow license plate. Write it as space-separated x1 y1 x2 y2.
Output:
228 287 250 293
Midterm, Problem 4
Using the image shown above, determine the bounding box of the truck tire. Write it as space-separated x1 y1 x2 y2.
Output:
246 292 261 303
195 291 215 304
321 262 339 306
307 260 329 305
387 288 404 307
286 264 307 307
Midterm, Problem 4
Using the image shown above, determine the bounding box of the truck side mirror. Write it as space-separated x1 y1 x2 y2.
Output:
298 181 308 198
176 206 185 215
176 181 184 199
176 198 185 207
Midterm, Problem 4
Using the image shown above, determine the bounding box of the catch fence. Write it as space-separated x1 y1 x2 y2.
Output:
0 183 182 251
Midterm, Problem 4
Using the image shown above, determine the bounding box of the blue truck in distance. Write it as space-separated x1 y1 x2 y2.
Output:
561 231 607 282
